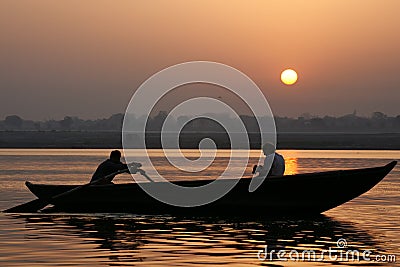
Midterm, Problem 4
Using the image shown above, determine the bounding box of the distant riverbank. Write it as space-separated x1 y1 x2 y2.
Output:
1 131 399 149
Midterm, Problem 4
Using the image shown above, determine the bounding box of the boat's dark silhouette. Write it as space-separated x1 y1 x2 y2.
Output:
25 161 397 215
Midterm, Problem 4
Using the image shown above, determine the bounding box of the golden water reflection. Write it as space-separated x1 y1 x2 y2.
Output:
284 157 298 175
5 214 383 267
0 150 399 266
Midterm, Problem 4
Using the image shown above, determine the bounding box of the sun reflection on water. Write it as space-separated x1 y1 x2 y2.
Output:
284 157 298 175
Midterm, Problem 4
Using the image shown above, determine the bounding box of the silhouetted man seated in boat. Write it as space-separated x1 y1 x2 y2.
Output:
91 150 141 184
252 143 285 177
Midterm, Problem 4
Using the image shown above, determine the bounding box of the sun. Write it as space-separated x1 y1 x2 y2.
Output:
281 69 298 85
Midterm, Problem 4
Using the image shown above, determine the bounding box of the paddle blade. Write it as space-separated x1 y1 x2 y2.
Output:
3 198 48 213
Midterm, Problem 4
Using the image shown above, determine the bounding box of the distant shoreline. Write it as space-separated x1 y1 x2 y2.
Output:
1 131 400 150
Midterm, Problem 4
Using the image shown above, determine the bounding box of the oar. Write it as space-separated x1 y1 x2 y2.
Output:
137 169 154 182
3 168 128 213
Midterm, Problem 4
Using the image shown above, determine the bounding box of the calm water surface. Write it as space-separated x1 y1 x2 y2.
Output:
0 149 399 266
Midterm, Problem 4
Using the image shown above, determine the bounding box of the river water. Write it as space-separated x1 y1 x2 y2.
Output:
0 149 399 266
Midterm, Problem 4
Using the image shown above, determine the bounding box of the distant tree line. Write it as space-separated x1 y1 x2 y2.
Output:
0 114 124 132
275 112 400 132
1 111 400 133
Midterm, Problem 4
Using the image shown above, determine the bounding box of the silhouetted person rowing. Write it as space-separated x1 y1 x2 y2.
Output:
91 150 141 184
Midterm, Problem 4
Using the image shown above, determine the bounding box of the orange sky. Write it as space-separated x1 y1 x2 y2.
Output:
0 0 399 119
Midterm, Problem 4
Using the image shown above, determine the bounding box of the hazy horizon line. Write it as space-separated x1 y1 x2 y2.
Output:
1 110 399 122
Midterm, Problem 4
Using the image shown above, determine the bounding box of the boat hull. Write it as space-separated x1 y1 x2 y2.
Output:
26 161 397 215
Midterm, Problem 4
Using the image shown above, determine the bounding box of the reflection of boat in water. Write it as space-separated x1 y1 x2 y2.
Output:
12 213 382 265
25 161 396 215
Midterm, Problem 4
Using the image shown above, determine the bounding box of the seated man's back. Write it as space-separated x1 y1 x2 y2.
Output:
269 153 285 176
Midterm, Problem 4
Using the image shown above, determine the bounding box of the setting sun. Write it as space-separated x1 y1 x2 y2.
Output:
281 69 298 85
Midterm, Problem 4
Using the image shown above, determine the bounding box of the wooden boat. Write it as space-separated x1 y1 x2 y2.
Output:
25 161 397 215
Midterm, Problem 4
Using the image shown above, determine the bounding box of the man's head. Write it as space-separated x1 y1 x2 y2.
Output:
262 143 276 156
109 150 122 163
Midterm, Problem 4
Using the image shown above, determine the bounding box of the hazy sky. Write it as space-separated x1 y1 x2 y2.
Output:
1 0 399 120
